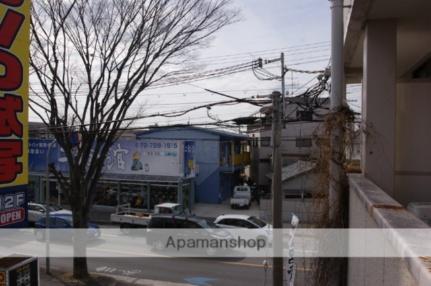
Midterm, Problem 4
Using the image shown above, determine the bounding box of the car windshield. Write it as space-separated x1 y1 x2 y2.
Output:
173 205 185 214
248 216 267 227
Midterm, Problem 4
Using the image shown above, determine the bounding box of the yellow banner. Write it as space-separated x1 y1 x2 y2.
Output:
0 0 30 188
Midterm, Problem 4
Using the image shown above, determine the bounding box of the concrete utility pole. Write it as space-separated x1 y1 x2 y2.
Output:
280 52 286 118
271 91 283 286
329 0 345 220
260 54 287 118
45 140 56 274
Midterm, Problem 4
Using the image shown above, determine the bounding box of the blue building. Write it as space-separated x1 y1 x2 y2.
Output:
136 127 250 204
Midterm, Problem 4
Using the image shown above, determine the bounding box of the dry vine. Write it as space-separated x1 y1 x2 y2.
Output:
312 105 357 286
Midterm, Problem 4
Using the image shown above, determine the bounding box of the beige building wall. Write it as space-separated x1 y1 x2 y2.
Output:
396 82 431 205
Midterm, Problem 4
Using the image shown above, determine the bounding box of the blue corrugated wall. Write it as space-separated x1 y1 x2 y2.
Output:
136 128 222 203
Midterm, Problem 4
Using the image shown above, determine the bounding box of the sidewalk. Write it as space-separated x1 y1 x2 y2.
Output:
40 269 193 286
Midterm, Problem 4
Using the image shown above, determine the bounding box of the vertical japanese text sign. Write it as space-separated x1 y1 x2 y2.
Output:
0 0 30 227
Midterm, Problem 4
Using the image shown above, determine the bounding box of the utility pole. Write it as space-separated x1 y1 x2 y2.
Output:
271 91 283 286
260 54 287 118
280 52 286 119
329 0 345 220
45 139 55 274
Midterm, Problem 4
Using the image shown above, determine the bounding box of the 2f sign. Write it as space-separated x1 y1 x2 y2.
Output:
0 0 30 187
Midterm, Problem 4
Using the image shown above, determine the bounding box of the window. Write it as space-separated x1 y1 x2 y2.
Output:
296 110 313 121
248 216 267 228
218 219 236 227
296 138 312 148
181 220 201 228
235 220 256 229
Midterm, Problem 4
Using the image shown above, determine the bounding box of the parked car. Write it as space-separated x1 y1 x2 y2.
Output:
146 214 229 255
147 214 215 229
111 203 189 229
28 202 72 224
214 214 271 241
34 214 101 241
230 185 252 209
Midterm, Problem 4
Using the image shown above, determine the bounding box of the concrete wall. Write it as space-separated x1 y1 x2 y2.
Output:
259 198 324 225
251 121 323 188
348 174 429 286
396 82 431 205
282 173 318 194
362 20 397 196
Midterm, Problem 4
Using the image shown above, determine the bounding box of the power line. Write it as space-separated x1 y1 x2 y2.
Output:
30 96 267 133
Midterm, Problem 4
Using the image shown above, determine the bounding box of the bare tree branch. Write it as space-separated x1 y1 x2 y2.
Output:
30 0 237 278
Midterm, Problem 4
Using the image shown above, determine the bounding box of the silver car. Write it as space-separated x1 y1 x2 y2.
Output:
28 202 72 224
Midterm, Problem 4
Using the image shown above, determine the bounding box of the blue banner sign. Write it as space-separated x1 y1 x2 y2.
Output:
29 139 196 178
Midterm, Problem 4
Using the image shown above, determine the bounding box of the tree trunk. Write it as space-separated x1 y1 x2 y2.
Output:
73 257 89 280
72 199 90 279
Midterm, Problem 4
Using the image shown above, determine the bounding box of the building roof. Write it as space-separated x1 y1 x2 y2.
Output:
266 160 316 182
136 125 248 140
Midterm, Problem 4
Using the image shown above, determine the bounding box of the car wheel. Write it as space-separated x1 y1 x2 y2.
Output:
35 230 45 241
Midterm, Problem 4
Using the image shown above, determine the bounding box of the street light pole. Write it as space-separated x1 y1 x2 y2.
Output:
45 140 55 274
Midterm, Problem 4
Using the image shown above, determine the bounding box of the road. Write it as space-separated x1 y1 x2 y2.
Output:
40 257 314 286
0 229 314 285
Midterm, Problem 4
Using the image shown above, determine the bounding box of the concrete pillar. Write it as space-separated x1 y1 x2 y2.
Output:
362 20 397 195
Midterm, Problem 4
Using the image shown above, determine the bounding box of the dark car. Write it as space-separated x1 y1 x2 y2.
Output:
147 214 215 229
34 214 101 241
146 214 230 254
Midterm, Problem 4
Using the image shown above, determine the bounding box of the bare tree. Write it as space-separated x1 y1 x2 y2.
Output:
30 0 237 279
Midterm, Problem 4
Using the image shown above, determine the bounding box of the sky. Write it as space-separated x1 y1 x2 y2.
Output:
29 0 360 130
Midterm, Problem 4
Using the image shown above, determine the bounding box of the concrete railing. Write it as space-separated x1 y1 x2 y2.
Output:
349 174 431 286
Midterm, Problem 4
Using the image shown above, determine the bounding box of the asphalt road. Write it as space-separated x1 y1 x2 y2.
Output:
40 257 314 286
0 228 314 285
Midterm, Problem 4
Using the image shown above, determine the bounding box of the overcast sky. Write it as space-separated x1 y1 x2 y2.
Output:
30 0 360 129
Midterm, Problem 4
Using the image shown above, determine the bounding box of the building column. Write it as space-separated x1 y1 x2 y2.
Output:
362 20 397 195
